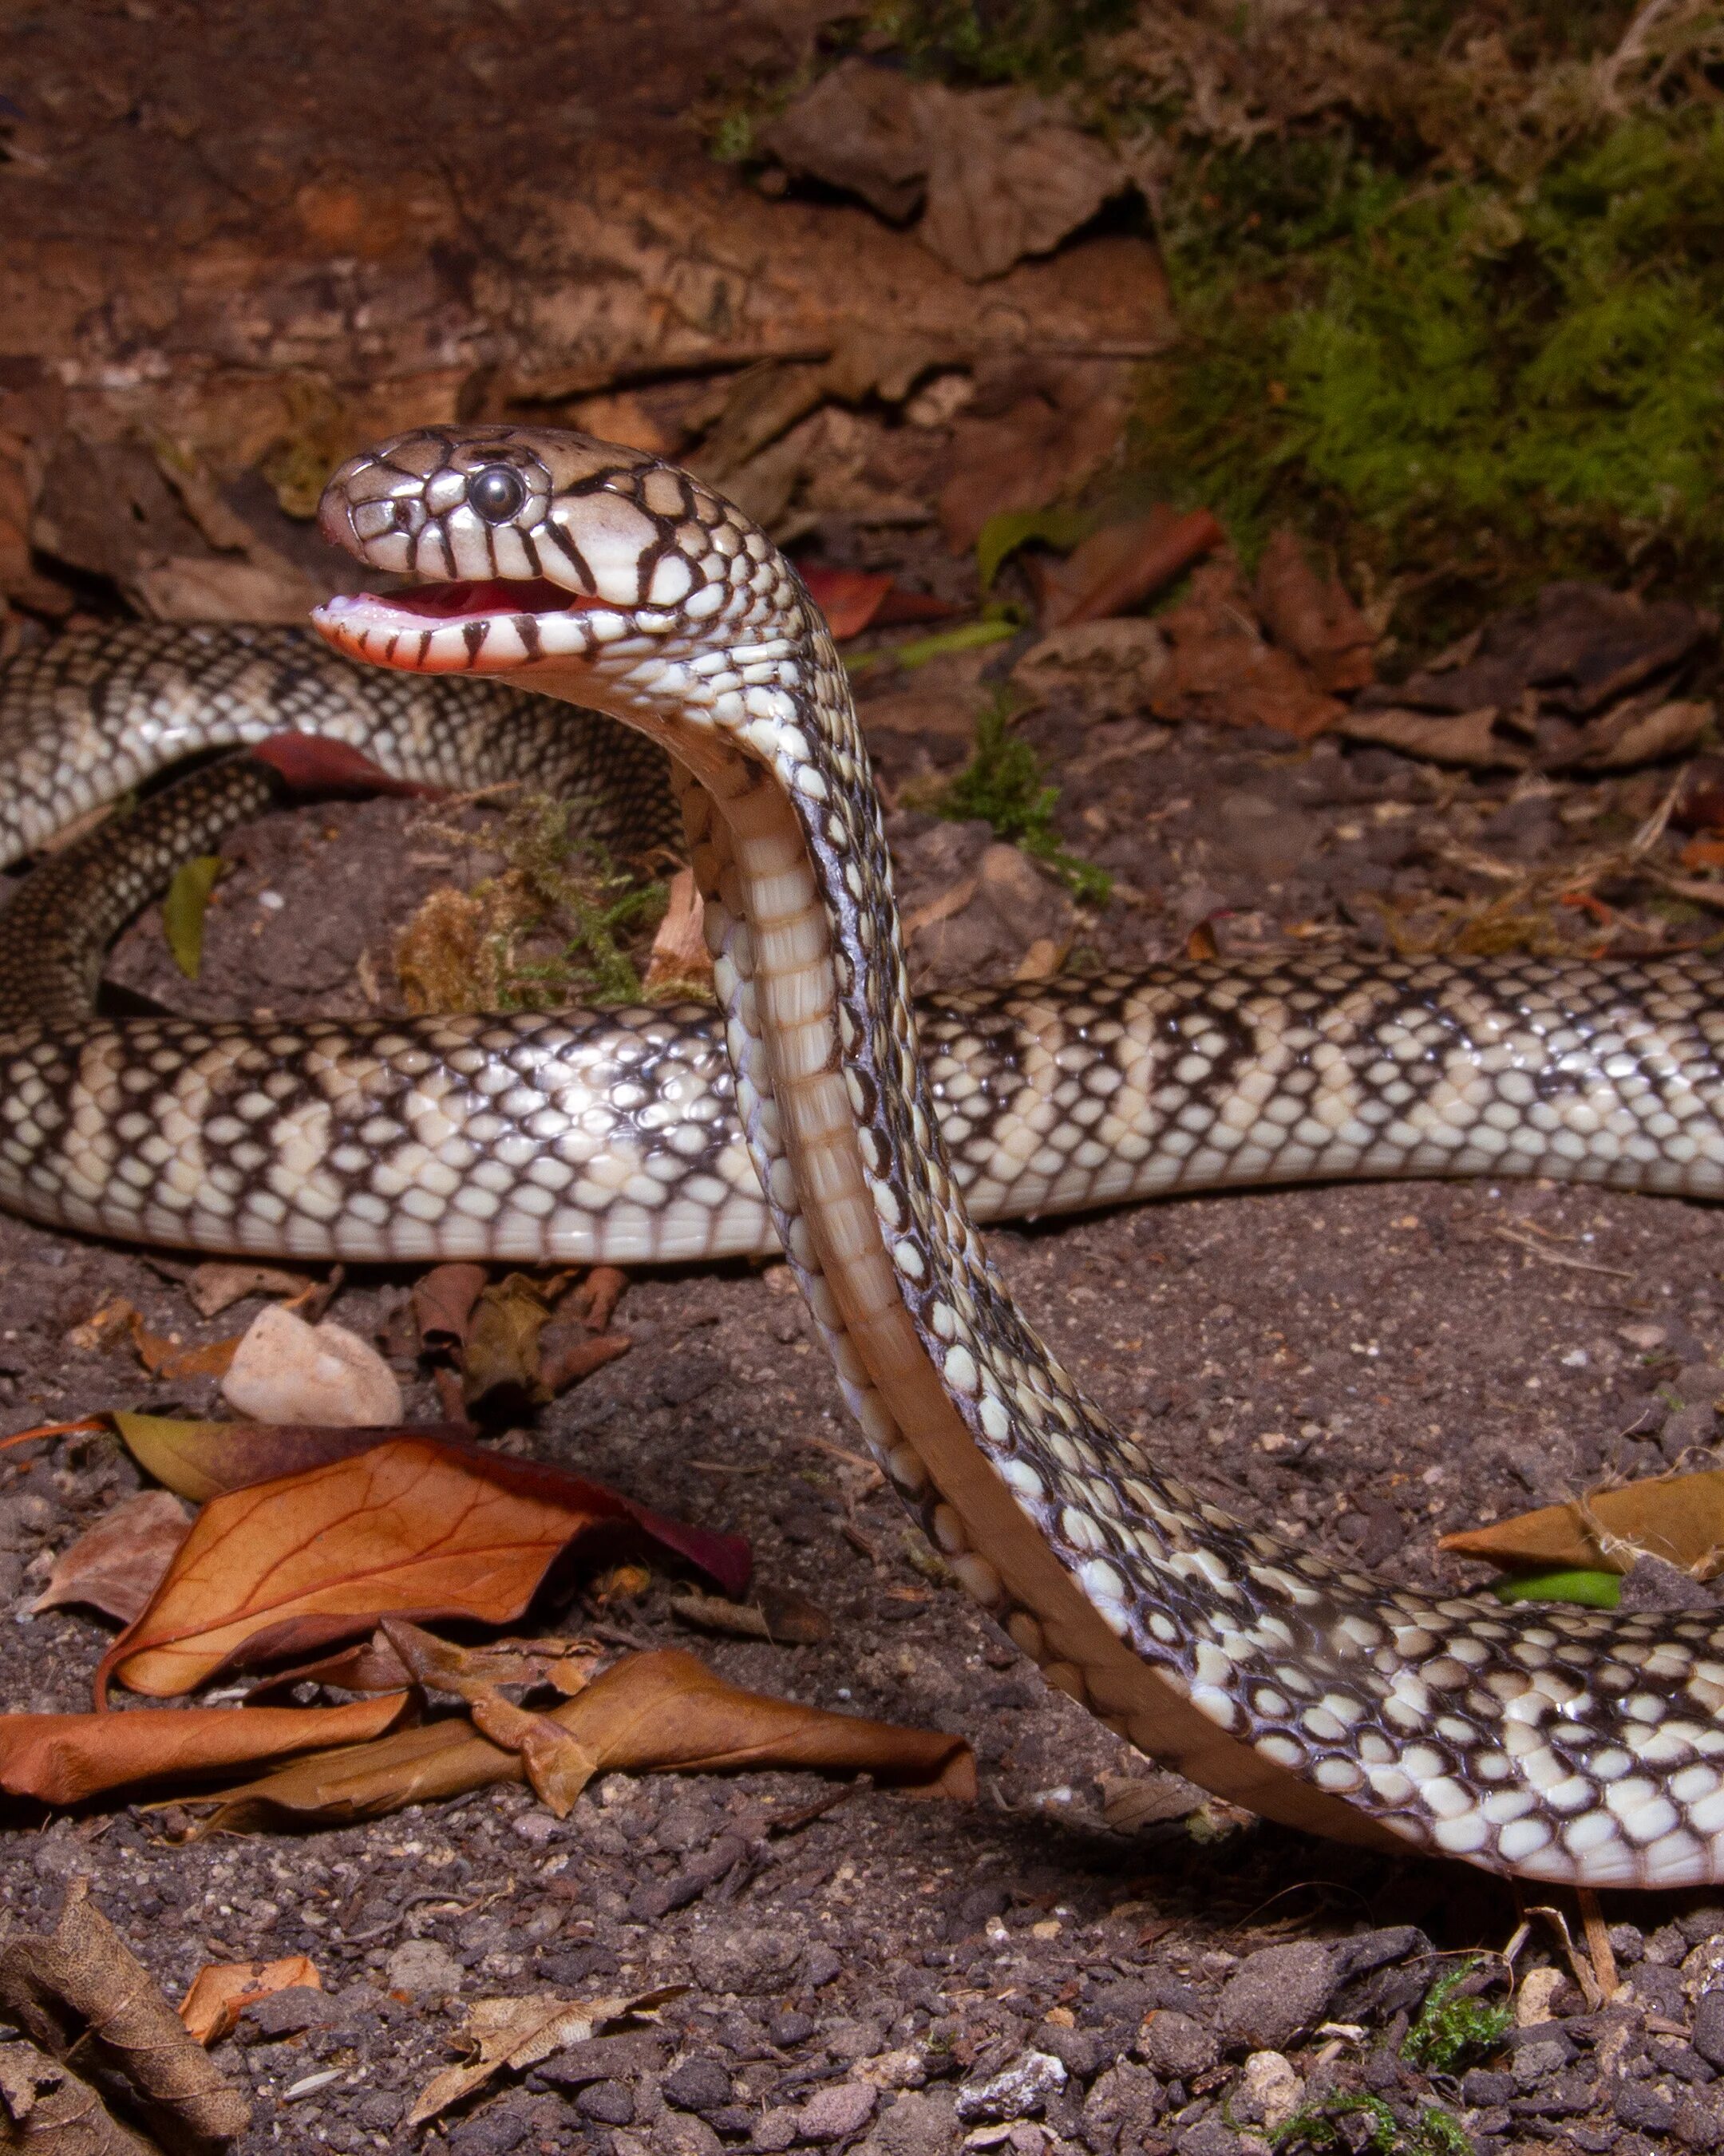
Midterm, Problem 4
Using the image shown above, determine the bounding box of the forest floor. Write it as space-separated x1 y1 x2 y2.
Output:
6 628 1724 2156
8 4 1724 2155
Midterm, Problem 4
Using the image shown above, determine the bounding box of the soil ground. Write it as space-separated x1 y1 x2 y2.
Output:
5 686 1724 2156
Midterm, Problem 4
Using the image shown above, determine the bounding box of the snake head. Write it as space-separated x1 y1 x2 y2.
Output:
313 423 801 680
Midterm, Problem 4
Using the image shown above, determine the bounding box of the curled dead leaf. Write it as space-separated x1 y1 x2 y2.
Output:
409 1985 684 2127
30 1491 192 1624
178 1956 322 2048
0 1880 251 2148
0 1695 411 1806
1338 703 1523 770
0 2037 155 2156
1037 508 1225 630
189 1647 977 1834
187 1261 318 1321
1439 1464 1724 1579
410 1264 488 1355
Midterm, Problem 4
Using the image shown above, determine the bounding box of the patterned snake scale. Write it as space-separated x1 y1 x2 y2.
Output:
7 428 1724 1881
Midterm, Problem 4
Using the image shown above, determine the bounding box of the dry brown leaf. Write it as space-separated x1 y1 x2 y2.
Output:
917 86 1127 283
380 1619 605 1815
1337 704 1523 769
1253 528 1375 694
98 1437 747 1700
462 1272 575 1404
178 1956 321 2048
65 1297 239 1379
1439 1466 1724 1578
96 1440 624 1701
1097 1767 1208 1833
536 1327 632 1395
111 1414 745 1591
761 59 929 222
1011 621 1169 723
1036 508 1225 630
571 1267 630 1335
30 1493 192 1624
1147 560 1342 740
410 1264 488 1355
129 1312 239 1383
938 359 1134 552
668 1588 832 1646
0 2037 156 2156
192 1647 977 1833
245 1626 606 1703
642 868 714 995
186 1261 314 1321
221 1303 402 1426
111 1410 476 1504
1573 696 1712 772
0 1695 411 1806
0 1880 251 2148
408 1986 683 2127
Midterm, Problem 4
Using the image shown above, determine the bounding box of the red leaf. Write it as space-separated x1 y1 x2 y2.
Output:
247 734 443 798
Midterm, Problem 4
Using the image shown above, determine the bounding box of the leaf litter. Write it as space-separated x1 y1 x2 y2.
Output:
177 1954 322 2048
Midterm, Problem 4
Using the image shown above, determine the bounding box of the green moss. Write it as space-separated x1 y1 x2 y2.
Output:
397 794 669 1015
1401 1959 1513 2073
1275 2091 1472 2156
855 0 1135 89
931 696 1113 904
1138 111 1724 633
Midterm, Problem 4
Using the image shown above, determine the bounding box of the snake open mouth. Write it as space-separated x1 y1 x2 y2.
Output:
314 578 612 673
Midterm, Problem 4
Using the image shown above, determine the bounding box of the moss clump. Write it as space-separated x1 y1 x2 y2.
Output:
1275 2091 1472 2156
855 0 1135 89
397 793 668 1015
1137 83 1724 640
1401 1959 1512 2074
929 696 1113 904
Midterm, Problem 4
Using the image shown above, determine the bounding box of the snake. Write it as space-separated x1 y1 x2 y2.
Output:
7 430 1724 1884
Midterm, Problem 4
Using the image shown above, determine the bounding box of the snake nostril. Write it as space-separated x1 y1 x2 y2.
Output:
467 465 527 524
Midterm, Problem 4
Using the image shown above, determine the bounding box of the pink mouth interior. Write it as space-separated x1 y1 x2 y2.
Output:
383 578 603 621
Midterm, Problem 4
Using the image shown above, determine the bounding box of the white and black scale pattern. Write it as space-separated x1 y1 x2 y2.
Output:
0 619 681 869
310 423 1724 1886
10 629 1724 1264
11 413 1724 1881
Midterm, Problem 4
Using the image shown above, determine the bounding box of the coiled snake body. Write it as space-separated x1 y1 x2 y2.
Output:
7 430 1724 1883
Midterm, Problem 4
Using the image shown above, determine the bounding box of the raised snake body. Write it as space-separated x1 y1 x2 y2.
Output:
6 429 1724 1881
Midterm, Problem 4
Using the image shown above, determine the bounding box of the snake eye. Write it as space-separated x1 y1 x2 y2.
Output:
467 465 527 524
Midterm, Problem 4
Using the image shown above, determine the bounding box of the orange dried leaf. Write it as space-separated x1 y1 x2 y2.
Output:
0 1695 409 1805
98 1438 626 1701
129 1311 239 1381
179 1956 322 2047
111 1411 477 1503
194 1647 975 1831
1438 1466 1724 1577
554 1648 975 1796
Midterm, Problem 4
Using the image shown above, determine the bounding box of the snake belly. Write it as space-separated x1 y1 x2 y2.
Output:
288 421 1724 1889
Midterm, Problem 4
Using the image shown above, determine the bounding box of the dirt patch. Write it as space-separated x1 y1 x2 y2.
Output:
4 701 1723 2156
